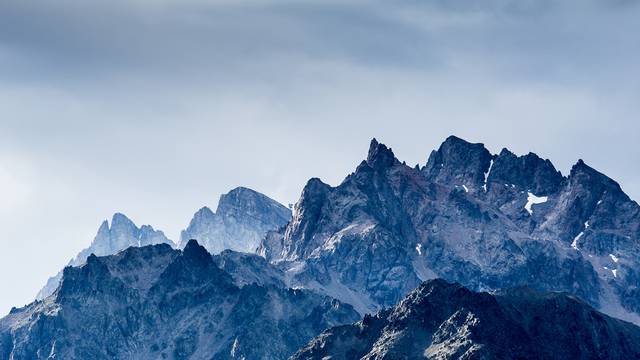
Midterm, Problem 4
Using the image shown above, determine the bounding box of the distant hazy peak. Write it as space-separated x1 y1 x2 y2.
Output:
35 213 173 300
217 186 291 220
179 187 291 254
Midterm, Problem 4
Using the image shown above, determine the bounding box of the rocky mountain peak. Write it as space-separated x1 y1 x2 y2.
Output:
180 187 292 254
298 178 331 204
35 213 174 300
498 147 513 156
217 186 291 224
539 158 637 249
423 135 493 190
279 178 332 260
566 159 629 204
86 252 99 264
95 212 173 250
291 178 330 221
570 159 621 187
488 147 564 195
182 239 213 265
366 138 398 169
110 212 136 230
96 219 110 237
413 278 464 297
572 158 588 171
55 251 120 302
193 206 215 220
139 224 157 238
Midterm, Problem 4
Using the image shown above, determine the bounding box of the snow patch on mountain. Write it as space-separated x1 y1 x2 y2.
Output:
525 192 548 215
261 137 640 325
572 232 584 250
482 159 493 192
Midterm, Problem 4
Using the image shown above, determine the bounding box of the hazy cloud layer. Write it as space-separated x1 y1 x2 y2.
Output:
1 0 639 314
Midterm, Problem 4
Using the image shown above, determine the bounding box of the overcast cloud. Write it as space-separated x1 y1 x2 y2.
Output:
1 0 639 314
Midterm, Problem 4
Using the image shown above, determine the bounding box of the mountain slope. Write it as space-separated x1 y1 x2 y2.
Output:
260 137 640 323
35 213 174 300
291 279 640 360
180 187 291 254
2 241 359 360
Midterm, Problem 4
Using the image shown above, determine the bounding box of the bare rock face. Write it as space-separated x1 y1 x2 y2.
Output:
488 148 564 195
35 213 174 300
180 187 291 254
423 135 493 189
1 241 359 360
291 279 640 360
261 137 640 323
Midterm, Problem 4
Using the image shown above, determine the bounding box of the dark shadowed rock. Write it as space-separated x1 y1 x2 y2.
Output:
291 279 640 360
367 138 398 170
488 148 564 195
1 242 359 360
423 135 493 191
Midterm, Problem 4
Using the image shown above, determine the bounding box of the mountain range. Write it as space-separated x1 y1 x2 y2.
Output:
2 241 358 359
36 187 291 300
35 213 174 300
260 137 640 324
4 135 640 359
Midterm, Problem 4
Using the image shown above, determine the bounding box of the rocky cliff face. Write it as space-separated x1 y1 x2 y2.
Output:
36 213 174 300
291 279 640 360
260 136 640 323
2 241 359 360
180 187 291 254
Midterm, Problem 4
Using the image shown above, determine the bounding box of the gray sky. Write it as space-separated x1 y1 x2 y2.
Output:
1 0 639 314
